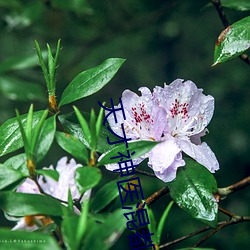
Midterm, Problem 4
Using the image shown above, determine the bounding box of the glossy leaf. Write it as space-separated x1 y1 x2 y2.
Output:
75 167 102 194
4 153 28 175
0 111 44 157
97 140 159 166
59 58 125 106
0 228 60 250
0 192 65 216
0 76 45 102
221 0 250 11
213 16 250 65
30 109 49 158
73 107 91 147
36 116 56 162
168 159 218 227
82 208 128 250
59 113 118 153
56 131 89 164
90 176 129 213
36 169 59 181
0 164 27 190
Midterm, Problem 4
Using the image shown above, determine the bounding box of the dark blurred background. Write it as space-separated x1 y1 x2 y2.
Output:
0 0 249 249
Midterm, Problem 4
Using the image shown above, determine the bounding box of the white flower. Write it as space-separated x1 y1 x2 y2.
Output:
12 157 90 231
102 79 219 182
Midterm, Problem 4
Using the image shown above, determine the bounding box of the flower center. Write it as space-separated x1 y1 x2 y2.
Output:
131 102 153 126
170 99 190 121
169 98 192 137
129 102 154 139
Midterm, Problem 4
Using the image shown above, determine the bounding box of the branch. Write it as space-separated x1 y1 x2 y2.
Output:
193 216 250 247
135 169 157 178
218 176 250 199
137 186 169 210
159 216 250 249
211 0 250 66
159 224 212 249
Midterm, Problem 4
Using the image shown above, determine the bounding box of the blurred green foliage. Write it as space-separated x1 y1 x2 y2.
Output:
0 0 249 249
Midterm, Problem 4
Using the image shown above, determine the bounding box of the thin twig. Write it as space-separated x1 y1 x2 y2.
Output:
193 216 250 247
159 224 212 249
159 216 250 249
211 0 230 27
218 206 235 218
137 186 170 210
218 176 250 198
211 0 250 66
135 169 157 178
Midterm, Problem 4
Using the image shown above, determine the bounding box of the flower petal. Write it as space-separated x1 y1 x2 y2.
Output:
104 154 146 172
39 157 82 201
107 88 167 141
16 178 40 194
154 79 214 136
179 139 219 173
148 137 185 182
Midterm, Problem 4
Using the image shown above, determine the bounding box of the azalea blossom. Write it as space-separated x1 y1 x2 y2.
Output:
11 157 90 231
102 79 219 182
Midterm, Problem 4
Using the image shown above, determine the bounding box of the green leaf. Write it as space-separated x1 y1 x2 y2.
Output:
0 228 60 250
4 153 28 175
58 113 118 153
213 16 250 65
221 0 250 11
76 200 89 248
90 108 97 150
35 40 50 90
36 169 59 181
30 109 48 157
82 208 128 250
67 188 74 213
0 164 27 190
0 192 66 216
75 167 102 194
0 110 44 157
62 201 89 250
73 107 91 147
96 103 105 140
0 76 46 102
156 200 174 245
90 176 129 213
145 203 157 244
59 58 125 106
97 140 159 166
36 116 56 162
56 131 89 165
168 159 218 227
61 215 80 250
25 104 34 143
15 109 30 158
